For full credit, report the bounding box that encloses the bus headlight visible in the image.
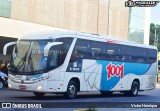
[8,84,12,88]
[37,86,42,90]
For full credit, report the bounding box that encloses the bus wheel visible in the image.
[128,81,139,96]
[0,79,4,89]
[100,91,113,97]
[65,81,78,99]
[33,92,45,98]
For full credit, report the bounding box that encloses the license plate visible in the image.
[19,85,26,90]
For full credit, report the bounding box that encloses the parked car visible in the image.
[0,71,8,89]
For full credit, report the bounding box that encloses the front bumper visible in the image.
[8,79,47,92]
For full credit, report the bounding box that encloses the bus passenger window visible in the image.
[70,39,91,62]
[91,41,107,60]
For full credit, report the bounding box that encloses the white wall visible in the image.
[0,17,67,38]
[144,7,151,45]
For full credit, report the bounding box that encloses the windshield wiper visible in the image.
[28,50,32,62]
[27,50,34,72]
[15,51,28,71]
[14,42,33,72]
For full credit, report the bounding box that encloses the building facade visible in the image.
[0,0,151,60]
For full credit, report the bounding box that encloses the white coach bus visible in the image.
[3,31,158,98]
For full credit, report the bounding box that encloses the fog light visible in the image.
[8,84,12,88]
[37,86,42,90]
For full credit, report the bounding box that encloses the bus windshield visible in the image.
[10,40,52,74]
[10,38,73,74]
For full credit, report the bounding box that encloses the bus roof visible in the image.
[19,30,157,50]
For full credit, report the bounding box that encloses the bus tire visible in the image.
[65,81,78,99]
[0,79,4,89]
[128,81,139,96]
[100,91,113,97]
[33,92,45,98]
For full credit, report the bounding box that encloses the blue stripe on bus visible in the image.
[96,60,151,91]
[26,74,42,80]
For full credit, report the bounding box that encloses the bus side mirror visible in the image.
[3,42,16,55]
[44,42,63,56]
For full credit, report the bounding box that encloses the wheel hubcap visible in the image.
[0,82,4,89]
[69,85,76,95]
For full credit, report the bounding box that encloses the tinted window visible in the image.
[70,39,157,64]
[106,43,121,61]
[147,49,157,63]
[91,41,107,60]
[70,39,91,62]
